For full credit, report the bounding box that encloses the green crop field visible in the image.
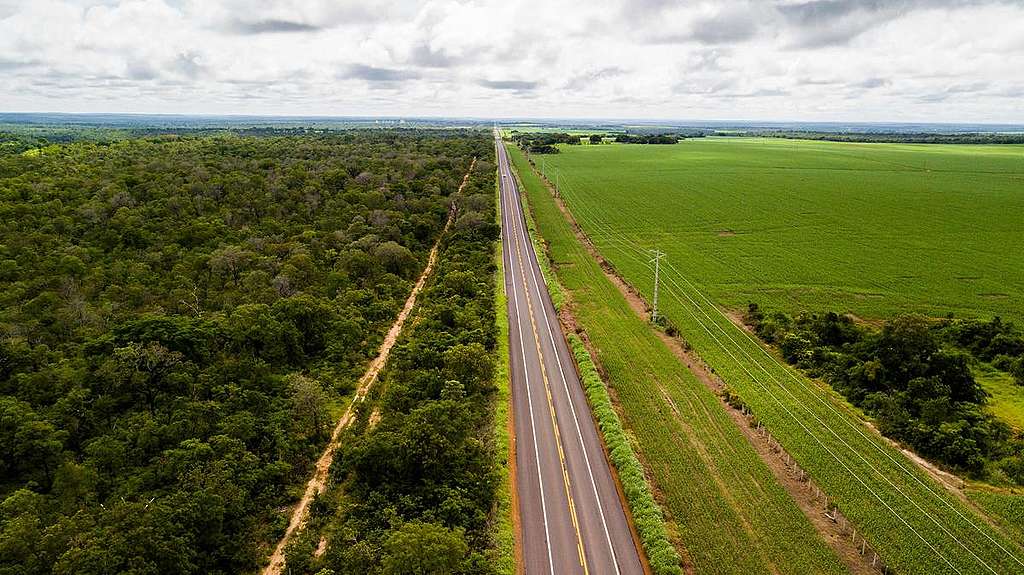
[518,139,1024,574]
[532,137,1024,324]
[507,145,846,575]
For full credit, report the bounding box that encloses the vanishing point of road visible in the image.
[496,131,645,575]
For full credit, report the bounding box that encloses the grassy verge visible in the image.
[489,169,516,574]
[506,143,845,575]
[508,161,566,311]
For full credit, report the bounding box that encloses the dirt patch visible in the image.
[262,158,475,575]
[717,229,737,237]
[367,407,382,429]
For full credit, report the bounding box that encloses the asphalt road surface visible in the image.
[496,132,645,575]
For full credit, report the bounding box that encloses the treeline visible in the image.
[724,130,1024,144]
[509,130,687,154]
[746,307,1024,484]
[0,130,490,574]
[286,158,503,574]
[613,134,682,144]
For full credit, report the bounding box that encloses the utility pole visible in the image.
[650,249,665,322]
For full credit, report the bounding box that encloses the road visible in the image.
[496,132,645,575]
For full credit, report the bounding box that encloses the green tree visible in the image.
[381,522,468,575]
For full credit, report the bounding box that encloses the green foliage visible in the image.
[381,522,469,575]
[748,309,1022,479]
[531,137,1024,324]
[0,130,490,574]
[966,488,1024,546]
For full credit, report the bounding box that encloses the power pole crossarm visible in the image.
[650,249,665,323]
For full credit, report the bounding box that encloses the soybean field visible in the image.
[528,138,1024,574]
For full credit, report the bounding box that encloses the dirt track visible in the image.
[262,159,474,575]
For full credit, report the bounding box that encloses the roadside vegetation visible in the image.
[506,143,846,575]
[529,137,1024,574]
[0,130,489,574]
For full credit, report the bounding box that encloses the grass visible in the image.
[532,137,1024,323]
[507,143,846,575]
[526,138,1024,574]
[490,176,516,574]
[973,364,1024,430]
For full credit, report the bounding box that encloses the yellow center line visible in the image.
[510,184,590,575]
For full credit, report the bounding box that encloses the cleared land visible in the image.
[507,144,847,575]
[526,139,1024,574]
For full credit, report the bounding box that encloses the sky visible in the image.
[1,0,1023,122]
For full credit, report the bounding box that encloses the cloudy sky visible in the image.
[1,0,1023,122]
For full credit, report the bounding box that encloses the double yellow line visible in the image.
[509,186,589,575]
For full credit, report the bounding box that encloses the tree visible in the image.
[100,342,185,415]
[0,397,66,487]
[375,241,417,278]
[589,134,603,144]
[380,522,468,575]
[289,374,328,439]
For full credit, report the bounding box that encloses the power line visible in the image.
[649,249,664,323]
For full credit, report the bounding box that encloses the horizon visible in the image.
[4,111,1024,133]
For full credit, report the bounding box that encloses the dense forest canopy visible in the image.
[0,129,491,574]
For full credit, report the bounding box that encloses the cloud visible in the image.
[478,79,539,91]
[563,67,627,91]
[0,0,1020,122]
[857,77,891,89]
[169,51,207,80]
[343,64,420,83]
[408,43,457,68]
[125,59,159,81]
[689,9,759,44]
[225,18,321,34]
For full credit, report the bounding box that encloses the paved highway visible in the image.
[496,132,645,575]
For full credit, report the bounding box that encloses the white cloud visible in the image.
[0,0,1021,122]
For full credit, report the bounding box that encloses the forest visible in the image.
[0,129,491,574]
[281,157,504,574]
[746,306,1024,484]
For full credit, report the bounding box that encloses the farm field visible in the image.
[532,137,1024,323]
[506,145,846,575]
[519,140,1024,574]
